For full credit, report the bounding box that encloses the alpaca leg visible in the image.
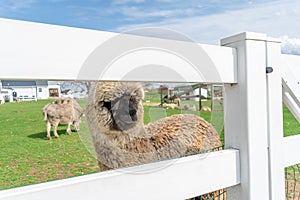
[53,122,59,138]
[46,121,51,140]
[66,122,72,135]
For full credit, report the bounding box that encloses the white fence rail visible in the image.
[283,135,300,167]
[0,18,299,200]
[0,18,236,83]
[0,150,239,200]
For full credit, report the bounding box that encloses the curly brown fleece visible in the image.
[86,81,222,171]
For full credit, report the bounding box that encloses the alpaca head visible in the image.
[94,81,144,133]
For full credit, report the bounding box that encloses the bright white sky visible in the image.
[1,0,300,54]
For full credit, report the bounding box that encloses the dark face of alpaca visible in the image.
[103,94,137,131]
[101,83,143,131]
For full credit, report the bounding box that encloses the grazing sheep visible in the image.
[86,82,222,170]
[42,97,84,140]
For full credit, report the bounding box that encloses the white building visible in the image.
[0,89,13,104]
[172,84,208,101]
[0,80,61,101]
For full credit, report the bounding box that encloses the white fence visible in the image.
[0,18,299,200]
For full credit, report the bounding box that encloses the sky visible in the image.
[0,0,300,54]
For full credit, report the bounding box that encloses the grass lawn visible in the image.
[0,99,299,191]
[283,105,300,136]
[0,100,98,190]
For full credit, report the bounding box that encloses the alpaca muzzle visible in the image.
[111,95,138,131]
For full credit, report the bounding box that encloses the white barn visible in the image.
[0,80,61,101]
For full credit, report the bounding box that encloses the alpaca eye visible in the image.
[101,101,112,111]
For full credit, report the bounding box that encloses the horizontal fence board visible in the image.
[283,135,300,167]
[0,149,240,200]
[0,18,236,83]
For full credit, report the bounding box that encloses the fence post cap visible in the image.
[221,32,268,46]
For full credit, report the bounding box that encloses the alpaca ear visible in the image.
[134,87,144,100]
[141,89,145,100]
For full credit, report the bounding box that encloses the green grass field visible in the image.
[0,99,299,190]
[283,105,300,136]
[0,100,98,190]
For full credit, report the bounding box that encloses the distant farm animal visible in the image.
[162,103,181,110]
[42,97,84,140]
[201,105,212,112]
[86,82,222,170]
[163,95,181,106]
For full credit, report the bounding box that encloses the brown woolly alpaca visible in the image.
[86,81,224,199]
[86,81,222,169]
[42,97,84,140]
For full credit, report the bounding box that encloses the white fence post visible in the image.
[221,33,270,200]
[266,37,285,199]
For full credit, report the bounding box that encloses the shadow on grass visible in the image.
[28,130,69,140]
